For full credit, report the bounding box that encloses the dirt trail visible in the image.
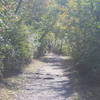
[0,53,78,100]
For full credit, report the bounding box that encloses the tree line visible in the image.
[0,0,100,83]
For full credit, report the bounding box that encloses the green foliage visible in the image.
[64,0,100,79]
[33,0,100,81]
[0,0,34,77]
[0,0,100,81]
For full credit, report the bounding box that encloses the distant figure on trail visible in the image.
[48,44,51,53]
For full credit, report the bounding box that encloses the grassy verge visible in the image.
[0,59,45,100]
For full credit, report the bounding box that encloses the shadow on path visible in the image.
[38,54,77,99]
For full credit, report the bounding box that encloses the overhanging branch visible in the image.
[15,0,23,14]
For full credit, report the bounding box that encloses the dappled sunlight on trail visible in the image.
[15,53,77,100]
[0,53,78,100]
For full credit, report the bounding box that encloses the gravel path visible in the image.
[15,53,77,100]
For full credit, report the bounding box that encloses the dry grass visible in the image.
[0,88,15,100]
[24,59,45,73]
[0,59,45,100]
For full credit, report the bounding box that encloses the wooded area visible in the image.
[0,0,100,93]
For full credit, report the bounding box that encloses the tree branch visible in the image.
[15,0,23,14]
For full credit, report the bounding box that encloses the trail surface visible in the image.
[0,53,77,100]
